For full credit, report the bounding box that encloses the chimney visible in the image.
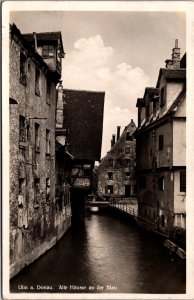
[172,39,180,69]
[117,126,121,141]
[33,32,38,52]
[165,39,181,69]
[111,134,116,148]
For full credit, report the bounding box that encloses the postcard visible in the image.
[2,1,194,299]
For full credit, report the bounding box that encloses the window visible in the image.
[125,147,131,154]
[84,169,91,177]
[158,176,164,191]
[35,68,40,96]
[34,178,40,208]
[35,123,40,150]
[46,178,50,203]
[42,45,54,58]
[108,172,113,180]
[46,79,52,104]
[117,159,122,167]
[159,135,164,151]
[106,185,113,194]
[19,115,26,142]
[180,171,186,192]
[20,51,27,85]
[125,185,131,197]
[19,178,25,196]
[139,177,146,189]
[125,172,130,179]
[126,133,133,141]
[160,86,166,107]
[108,159,113,167]
[125,159,130,167]
[46,129,50,154]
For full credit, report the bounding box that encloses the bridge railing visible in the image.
[110,202,137,217]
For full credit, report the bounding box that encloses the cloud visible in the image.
[62,35,150,157]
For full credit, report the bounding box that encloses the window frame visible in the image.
[42,45,54,58]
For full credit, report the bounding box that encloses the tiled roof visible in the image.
[63,89,105,161]
[23,32,64,54]
[156,68,186,87]
[23,32,62,42]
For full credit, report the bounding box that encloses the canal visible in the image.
[10,209,186,294]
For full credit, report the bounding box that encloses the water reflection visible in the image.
[10,212,186,294]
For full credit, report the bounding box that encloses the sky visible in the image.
[10,10,186,158]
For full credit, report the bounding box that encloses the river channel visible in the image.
[10,209,186,294]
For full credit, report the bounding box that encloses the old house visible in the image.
[57,88,105,222]
[9,24,67,278]
[98,119,137,200]
[135,40,186,237]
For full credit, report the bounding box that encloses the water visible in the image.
[10,210,186,294]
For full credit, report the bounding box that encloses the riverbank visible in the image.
[107,204,186,260]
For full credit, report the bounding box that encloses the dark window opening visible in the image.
[180,171,186,192]
[125,185,131,197]
[19,115,26,142]
[46,129,50,154]
[125,172,130,179]
[46,178,50,203]
[139,177,146,189]
[35,68,40,96]
[108,172,113,180]
[125,159,130,167]
[161,215,165,227]
[126,133,133,141]
[84,169,91,177]
[159,135,164,151]
[20,52,27,85]
[106,185,113,194]
[34,178,40,207]
[158,176,164,191]
[42,45,54,58]
[35,123,40,150]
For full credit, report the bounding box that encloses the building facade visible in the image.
[56,88,105,222]
[97,120,137,200]
[135,40,186,239]
[9,24,69,278]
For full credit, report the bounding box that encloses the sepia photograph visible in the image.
[2,1,194,299]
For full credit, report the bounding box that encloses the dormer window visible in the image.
[42,45,54,58]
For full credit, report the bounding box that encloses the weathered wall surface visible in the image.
[98,121,136,198]
[9,32,70,278]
